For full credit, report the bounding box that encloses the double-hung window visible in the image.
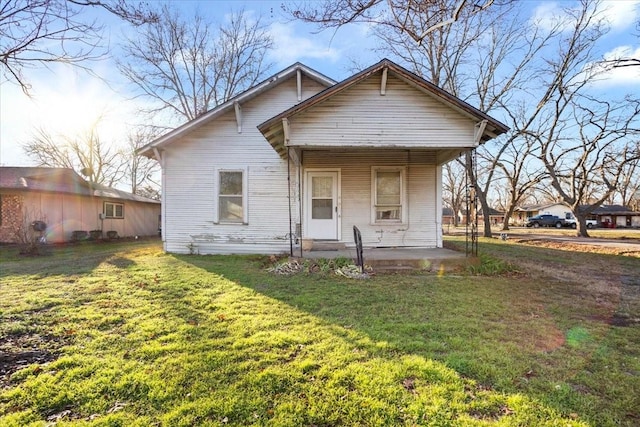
[217,169,247,223]
[104,202,124,219]
[372,167,406,223]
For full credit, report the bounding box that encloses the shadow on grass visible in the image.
[177,245,640,426]
[0,240,149,280]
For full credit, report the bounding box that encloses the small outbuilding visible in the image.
[0,167,161,243]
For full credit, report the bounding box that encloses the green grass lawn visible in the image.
[0,239,638,426]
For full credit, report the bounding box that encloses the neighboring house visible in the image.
[479,207,505,225]
[139,59,508,255]
[592,205,640,228]
[514,203,569,225]
[442,208,456,225]
[515,202,640,227]
[0,167,161,243]
[454,207,504,226]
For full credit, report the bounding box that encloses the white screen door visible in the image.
[305,171,339,239]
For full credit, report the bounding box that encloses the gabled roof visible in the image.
[258,58,509,156]
[138,63,336,158]
[0,167,159,203]
[515,202,639,215]
[479,207,505,216]
[0,167,89,194]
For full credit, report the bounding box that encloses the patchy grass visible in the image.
[0,239,638,426]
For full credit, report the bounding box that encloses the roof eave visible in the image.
[138,63,336,158]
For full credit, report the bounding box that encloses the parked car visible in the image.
[526,214,565,228]
[563,217,598,229]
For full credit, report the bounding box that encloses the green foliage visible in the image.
[467,254,518,276]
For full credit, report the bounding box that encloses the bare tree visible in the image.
[123,127,160,197]
[119,5,273,122]
[442,160,466,226]
[603,17,639,69]
[537,95,640,236]
[373,1,559,236]
[489,137,547,230]
[614,158,640,207]
[0,0,155,93]
[23,124,125,187]
[286,0,502,44]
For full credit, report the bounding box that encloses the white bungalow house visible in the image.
[139,59,508,255]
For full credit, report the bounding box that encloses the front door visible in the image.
[305,171,339,240]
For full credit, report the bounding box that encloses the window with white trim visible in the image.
[104,202,124,219]
[217,169,247,223]
[372,167,406,223]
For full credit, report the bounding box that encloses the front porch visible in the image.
[303,246,472,273]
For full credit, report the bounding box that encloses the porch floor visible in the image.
[302,247,472,273]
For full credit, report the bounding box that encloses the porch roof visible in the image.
[258,58,509,159]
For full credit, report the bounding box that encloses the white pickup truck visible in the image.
[564,215,598,229]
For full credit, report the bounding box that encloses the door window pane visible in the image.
[312,199,333,219]
[312,176,333,198]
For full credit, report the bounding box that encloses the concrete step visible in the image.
[308,241,347,251]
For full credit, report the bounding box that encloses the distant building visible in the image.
[0,167,161,243]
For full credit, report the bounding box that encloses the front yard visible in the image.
[0,238,638,426]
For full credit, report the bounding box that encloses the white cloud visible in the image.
[600,0,640,32]
[531,2,567,31]
[268,22,342,66]
[531,0,640,32]
[595,45,640,87]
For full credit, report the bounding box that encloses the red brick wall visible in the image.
[0,194,23,243]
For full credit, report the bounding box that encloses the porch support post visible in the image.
[282,118,290,145]
[288,147,301,165]
[287,147,294,256]
[380,67,388,96]
[296,69,302,101]
[435,164,443,248]
[234,102,242,133]
[298,158,303,258]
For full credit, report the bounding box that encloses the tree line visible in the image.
[2,0,639,236]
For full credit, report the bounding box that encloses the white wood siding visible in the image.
[288,75,477,149]
[303,150,441,248]
[162,75,325,254]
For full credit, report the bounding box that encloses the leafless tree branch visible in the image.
[0,0,156,94]
[118,5,273,122]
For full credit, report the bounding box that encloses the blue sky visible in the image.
[1,0,639,167]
